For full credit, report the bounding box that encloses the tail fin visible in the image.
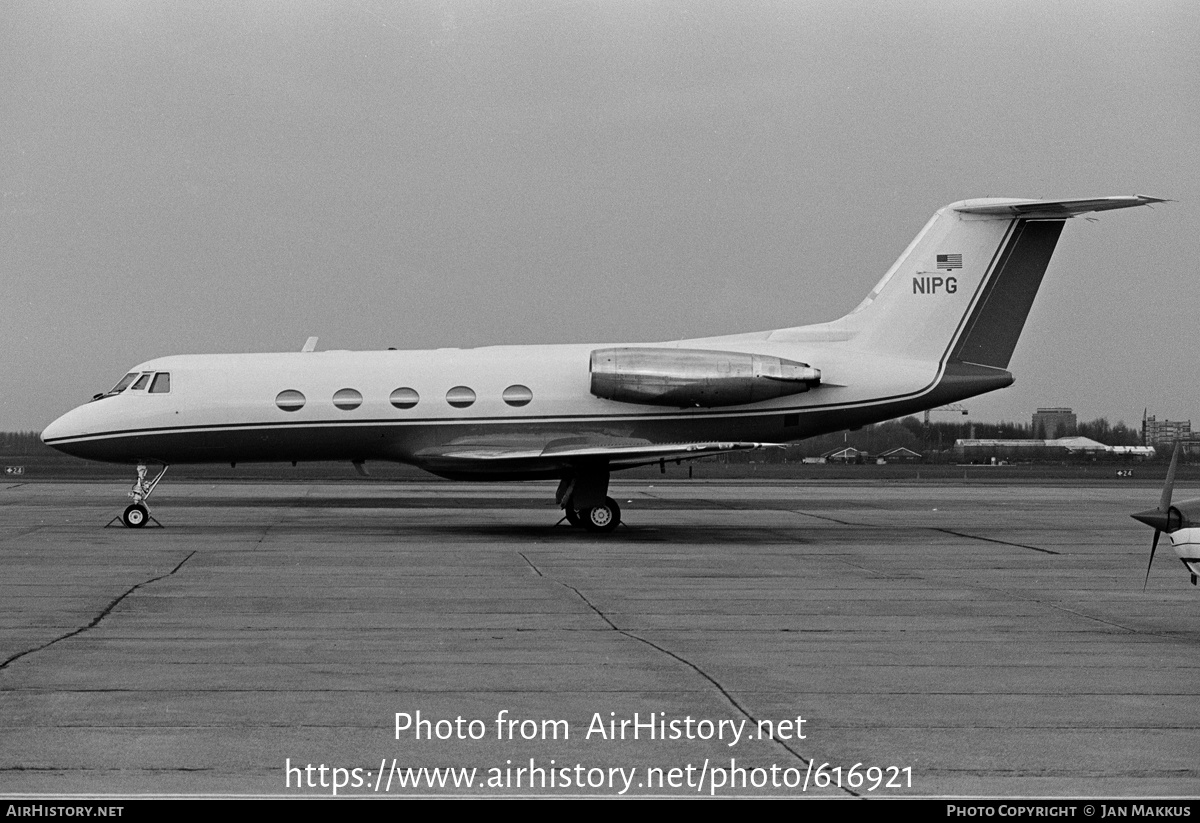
[835,196,1163,368]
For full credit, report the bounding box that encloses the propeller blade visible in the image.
[1134,442,1182,591]
[1143,529,1161,591]
[1159,441,1181,513]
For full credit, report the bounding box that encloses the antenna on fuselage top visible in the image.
[301,337,318,353]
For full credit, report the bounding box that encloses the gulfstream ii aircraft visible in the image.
[42,195,1162,532]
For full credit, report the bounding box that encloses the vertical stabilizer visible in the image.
[834,196,1162,369]
[840,204,1020,364]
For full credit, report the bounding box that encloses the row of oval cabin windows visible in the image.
[274,385,533,413]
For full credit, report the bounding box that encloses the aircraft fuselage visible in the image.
[42,340,979,476]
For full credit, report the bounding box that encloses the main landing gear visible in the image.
[562,497,622,532]
[107,464,168,528]
[556,472,621,533]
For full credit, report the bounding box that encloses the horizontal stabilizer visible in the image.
[953,195,1167,219]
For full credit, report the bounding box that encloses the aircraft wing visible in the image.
[412,438,779,476]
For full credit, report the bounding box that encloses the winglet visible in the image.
[301,336,319,353]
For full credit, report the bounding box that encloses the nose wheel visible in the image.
[106,464,168,528]
[122,503,150,528]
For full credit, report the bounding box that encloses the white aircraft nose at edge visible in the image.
[42,195,1164,532]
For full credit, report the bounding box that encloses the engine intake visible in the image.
[590,347,821,408]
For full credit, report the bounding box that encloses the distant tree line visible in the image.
[1074,418,1141,446]
[0,431,56,456]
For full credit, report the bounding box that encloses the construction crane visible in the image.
[923,404,969,454]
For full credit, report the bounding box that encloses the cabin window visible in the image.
[390,387,419,409]
[130,373,152,391]
[275,390,306,412]
[333,388,363,410]
[446,386,476,408]
[149,373,171,394]
[502,385,533,407]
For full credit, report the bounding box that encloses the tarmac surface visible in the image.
[1,478,1197,798]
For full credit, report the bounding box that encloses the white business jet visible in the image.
[42,196,1162,532]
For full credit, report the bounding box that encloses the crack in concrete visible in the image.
[0,526,47,544]
[788,510,860,526]
[829,556,909,580]
[0,551,197,673]
[516,552,543,577]
[249,489,309,550]
[839,538,1179,640]
[970,581,1184,639]
[518,552,856,797]
[933,528,1060,555]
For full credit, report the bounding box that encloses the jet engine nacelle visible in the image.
[589,347,821,408]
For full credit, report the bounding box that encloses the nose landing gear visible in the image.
[107,464,168,528]
[122,503,149,528]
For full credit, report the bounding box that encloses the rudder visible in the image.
[949,219,1063,369]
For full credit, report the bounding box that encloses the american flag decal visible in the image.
[936,253,963,270]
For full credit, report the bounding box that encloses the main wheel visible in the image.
[583,497,621,533]
[123,503,149,528]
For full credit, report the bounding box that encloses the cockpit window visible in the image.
[109,373,138,395]
[92,370,158,402]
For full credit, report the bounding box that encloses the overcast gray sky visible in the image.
[3,0,1197,432]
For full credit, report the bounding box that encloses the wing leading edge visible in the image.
[413,438,779,477]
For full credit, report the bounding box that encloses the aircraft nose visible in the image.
[41,414,69,445]
[41,405,93,452]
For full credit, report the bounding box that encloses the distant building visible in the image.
[954,437,1155,461]
[1143,414,1192,447]
[880,447,922,463]
[822,447,863,463]
[1032,407,1076,439]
